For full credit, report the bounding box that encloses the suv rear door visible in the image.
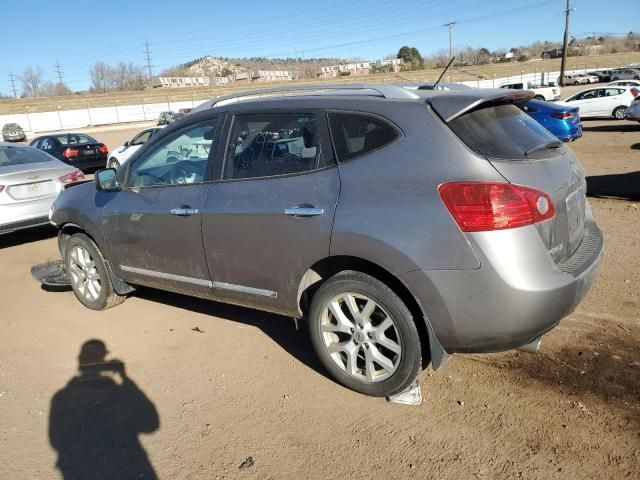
[201,110,339,316]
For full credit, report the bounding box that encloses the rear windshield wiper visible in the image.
[524,140,563,156]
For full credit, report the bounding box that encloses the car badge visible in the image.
[27,175,40,180]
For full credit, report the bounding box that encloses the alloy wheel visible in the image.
[320,292,402,382]
[68,245,102,301]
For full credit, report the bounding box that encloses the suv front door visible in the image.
[201,111,340,315]
[104,116,222,296]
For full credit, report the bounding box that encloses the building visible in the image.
[159,70,300,88]
[317,58,403,78]
[541,48,564,59]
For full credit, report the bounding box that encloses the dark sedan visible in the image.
[30,133,108,172]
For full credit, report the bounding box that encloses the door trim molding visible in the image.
[120,265,213,287]
[212,281,278,298]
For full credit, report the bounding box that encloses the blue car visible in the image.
[522,99,582,142]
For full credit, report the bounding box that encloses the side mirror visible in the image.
[123,140,130,148]
[94,168,120,192]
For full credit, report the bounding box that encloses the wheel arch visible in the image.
[298,255,450,370]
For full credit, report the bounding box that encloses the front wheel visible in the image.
[108,158,120,169]
[533,95,545,100]
[308,271,422,397]
[613,106,627,120]
[65,233,126,310]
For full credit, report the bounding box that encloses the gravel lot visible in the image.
[0,118,638,479]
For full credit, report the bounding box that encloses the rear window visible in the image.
[2,123,22,131]
[55,134,97,145]
[448,103,559,159]
[0,146,52,167]
[328,112,400,163]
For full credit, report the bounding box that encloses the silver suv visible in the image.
[50,85,603,397]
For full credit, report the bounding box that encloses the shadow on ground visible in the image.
[586,171,640,200]
[0,224,56,249]
[134,287,327,379]
[49,339,159,480]
[581,123,639,133]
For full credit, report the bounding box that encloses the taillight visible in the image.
[552,112,575,119]
[438,182,555,232]
[59,169,85,184]
[98,144,109,154]
[63,147,79,158]
[630,88,639,98]
[0,185,4,193]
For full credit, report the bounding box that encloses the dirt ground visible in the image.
[0,119,638,480]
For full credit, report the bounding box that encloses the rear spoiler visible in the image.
[428,89,534,123]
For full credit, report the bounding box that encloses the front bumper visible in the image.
[402,220,603,353]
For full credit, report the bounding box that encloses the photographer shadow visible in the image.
[49,340,159,480]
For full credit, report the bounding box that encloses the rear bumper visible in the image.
[64,155,107,171]
[402,220,603,353]
[0,196,58,234]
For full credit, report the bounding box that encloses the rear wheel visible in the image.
[65,233,126,310]
[613,106,627,120]
[308,271,422,397]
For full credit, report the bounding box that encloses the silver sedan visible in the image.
[626,97,640,121]
[0,143,84,234]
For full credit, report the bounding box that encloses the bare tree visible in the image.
[21,67,44,97]
[89,62,116,93]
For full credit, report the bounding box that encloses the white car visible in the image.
[607,79,640,88]
[611,68,640,81]
[561,86,639,119]
[576,73,599,84]
[107,126,165,169]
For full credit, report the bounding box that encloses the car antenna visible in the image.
[433,56,456,90]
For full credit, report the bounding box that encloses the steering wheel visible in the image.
[170,161,203,185]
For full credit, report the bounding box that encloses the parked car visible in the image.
[157,111,175,125]
[2,123,26,142]
[50,85,603,397]
[560,73,588,86]
[611,68,640,81]
[30,133,109,172]
[625,96,640,122]
[561,86,639,119]
[587,70,611,82]
[575,73,599,84]
[499,81,561,101]
[522,99,582,142]
[107,126,164,169]
[606,80,640,88]
[1,143,83,234]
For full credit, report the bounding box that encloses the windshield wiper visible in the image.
[524,140,563,156]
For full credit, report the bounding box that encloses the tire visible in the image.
[108,158,120,169]
[612,77,619,81]
[613,106,627,120]
[65,233,126,310]
[533,95,545,100]
[573,81,579,86]
[308,271,422,397]
[634,76,639,80]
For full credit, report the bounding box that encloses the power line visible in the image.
[8,72,18,98]
[144,39,153,86]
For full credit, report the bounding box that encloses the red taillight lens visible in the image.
[63,147,79,158]
[438,182,555,232]
[59,169,85,184]
[98,144,109,154]
[552,112,575,119]
[630,88,639,98]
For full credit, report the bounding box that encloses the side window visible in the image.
[224,113,320,180]
[40,138,54,151]
[31,138,41,149]
[127,119,218,188]
[131,130,152,146]
[328,112,400,163]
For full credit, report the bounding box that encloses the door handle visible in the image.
[170,207,198,216]
[284,207,324,217]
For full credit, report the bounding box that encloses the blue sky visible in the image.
[1,0,637,94]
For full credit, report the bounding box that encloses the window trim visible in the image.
[325,109,404,165]
[122,116,222,190]
[218,110,334,183]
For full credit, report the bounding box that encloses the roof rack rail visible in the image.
[193,83,420,111]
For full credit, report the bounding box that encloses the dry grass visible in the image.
[1,52,638,115]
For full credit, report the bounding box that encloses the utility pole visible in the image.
[8,72,18,98]
[144,39,153,87]
[55,61,64,87]
[443,22,456,82]
[559,0,571,87]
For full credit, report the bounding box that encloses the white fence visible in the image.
[0,67,605,134]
